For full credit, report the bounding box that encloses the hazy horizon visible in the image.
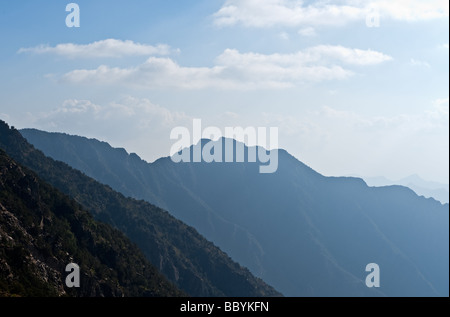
[1,0,448,183]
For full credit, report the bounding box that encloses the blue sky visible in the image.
[0,0,448,184]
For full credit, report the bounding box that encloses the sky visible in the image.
[0,0,448,184]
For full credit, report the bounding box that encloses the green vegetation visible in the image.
[0,120,281,297]
[0,149,183,297]
[19,127,449,296]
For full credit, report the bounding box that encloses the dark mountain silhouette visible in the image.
[20,128,449,297]
[0,149,182,297]
[0,121,281,297]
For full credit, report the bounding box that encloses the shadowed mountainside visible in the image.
[0,120,281,297]
[0,149,183,297]
[19,128,449,296]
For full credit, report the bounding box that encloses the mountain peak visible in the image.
[10,123,450,296]
[1,120,282,297]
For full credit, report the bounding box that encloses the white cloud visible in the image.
[18,39,173,58]
[0,113,10,122]
[14,96,448,183]
[279,32,290,40]
[213,0,449,28]
[106,96,189,127]
[298,27,316,37]
[259,101,448,182]
[213,0,364,27]
[410,58,431,68]
[306,45,393,65]
[60,46,391,90]
[21,97,192,162]
[431,98,449,117]
[62,57,233,89]
[57,99,103,114]
[434,97,449,106]
[374,0,449,21]
[439,43,449,50]
[53,97,188,128]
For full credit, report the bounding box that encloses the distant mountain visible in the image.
[0,121,280,297]
[363,175,449,204]
[19,129,449,296]
[0,149,182,297]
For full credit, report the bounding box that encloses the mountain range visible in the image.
[19,128,449,296]
[362,175,449,204]
[0,149,182,297]
[0,120,280,297]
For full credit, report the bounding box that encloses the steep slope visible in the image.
[20,129,450,297]
[0,149,182,297]
[0,121,280,297]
